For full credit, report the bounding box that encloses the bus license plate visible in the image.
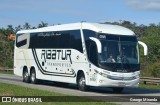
[118,82,126,86]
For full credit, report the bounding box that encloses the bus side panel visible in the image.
[29,49,52,81]
[14,48,31,76]
[33,49,86,84]
[29,48,89,84]
[14,47,52,81]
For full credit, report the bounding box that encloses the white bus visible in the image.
[14,22,147,92]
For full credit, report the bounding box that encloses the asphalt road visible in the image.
[0,74,160,105]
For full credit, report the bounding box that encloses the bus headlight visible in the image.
[94,69,109,78]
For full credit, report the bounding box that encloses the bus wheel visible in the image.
[112,87,124,93]
[30,69,37,84]
[23,68,30,83]
[78,73,88,91]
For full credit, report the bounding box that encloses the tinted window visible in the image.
[29,30,83,53]
[16,34,27,47]
[16,39,27,47]
[70,30,83,53]
[89,42,98,66]
[83,30,97,64]
[83,29,96,40]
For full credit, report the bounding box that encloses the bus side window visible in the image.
[89,43,98,66]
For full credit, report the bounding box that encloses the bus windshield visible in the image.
[99,40,138,64]
[98,35,140,72]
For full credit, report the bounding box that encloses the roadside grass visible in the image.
[139,83,160,90]
[0,82,117,105]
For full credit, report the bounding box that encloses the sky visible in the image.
[0,0,160,28]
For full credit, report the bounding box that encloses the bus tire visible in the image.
[112,87,124,93]
[30,69,37,84]
[77,73,88,91]
[23,68,30,83]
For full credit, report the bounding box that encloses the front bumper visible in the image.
[95,74,139,87]
[92,72,139,87]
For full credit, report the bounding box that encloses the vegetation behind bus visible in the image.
[0,21,160,77]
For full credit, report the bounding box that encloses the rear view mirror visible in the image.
[89,37,102,53]
[138,41,148,56]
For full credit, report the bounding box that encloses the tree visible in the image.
[38,21,48,28]
[149,23,156,27]
[23,22,31,30]
[15,25,22,32]
[6,25,15,34]
[0,28,6,35]
[134,25,146,37]
[121,21,137,29]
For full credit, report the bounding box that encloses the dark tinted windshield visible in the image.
[98,34,139,72]
[99,40,138,64]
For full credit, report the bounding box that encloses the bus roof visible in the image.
[17,22,135,36]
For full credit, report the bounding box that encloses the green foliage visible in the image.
[141,26,160,60]
[0,40,14,68]
[137,25,160,77]
[150,63,160,78]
